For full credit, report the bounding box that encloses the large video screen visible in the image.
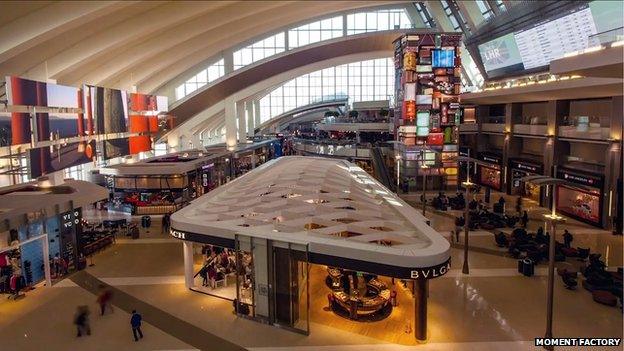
[477,1,623,79]
[29,141,96,178]
[5,76,86,144]
[102,138,130,160]
[84,85,128,134]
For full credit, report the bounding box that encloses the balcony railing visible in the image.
[558,125,610,140]
[293,139,371,158]
[481,123,505,133]
[458,123,478,133]
[513,124,548,136]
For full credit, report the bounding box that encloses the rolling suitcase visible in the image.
[518,258,534,277]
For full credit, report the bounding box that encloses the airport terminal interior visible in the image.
[0,1,623,350]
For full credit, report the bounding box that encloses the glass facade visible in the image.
[415,2,435,28]
[173,7,415,102]
[233,33,286,70]
[475,0,494,20]
[175,58,225,100]
[288,16,343,49]
[346,8,412,35]
[259,58,394,122]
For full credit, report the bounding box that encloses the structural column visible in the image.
[42,235,52,287]
[415,279,428,342]
[236,100,247,143]
[224,98,237,149]
[183,241,194,289]
[253,100,261,128]
[604,96,623,231]
[246,100,255,137]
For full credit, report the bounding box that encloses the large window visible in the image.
[289,16,343,49]
[154,143,168,156]
[233,33,286,70]
[64,165,84,180]
[173,7,420,102]
[346,8,412,35]
[176,58,225,100]
[495,0,506,11]
[259,58,394,122]
[415,2,435,28]
[461,47,484,91]
[440,0,462,31]
[475,0,494,20]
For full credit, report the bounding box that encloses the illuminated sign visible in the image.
[558,169,603,188]
[170,229,186,240]
[478,153,502,165]
[410,261,451,279]
[511,160,542,174]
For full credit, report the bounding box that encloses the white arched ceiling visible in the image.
[0,1,407,91]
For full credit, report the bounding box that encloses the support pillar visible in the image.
[415,279,428,342]
[183,241,194,289]
[225,98,237,149]
[254,100,261,127]
[236,101,246,143]
[246,101,255,137]
[42,235,51,287]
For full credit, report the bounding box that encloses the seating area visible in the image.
[431,192,465,211]
[581,254,623,309]
[493,229,623,308]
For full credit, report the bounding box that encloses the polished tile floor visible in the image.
[1,196,622,350]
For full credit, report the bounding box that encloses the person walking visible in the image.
[97,285,114,316]
[563,229,574,248]
[74,305,91,337]
[131,310,144,341]
[162,212,171,235]
[521,210,529,228]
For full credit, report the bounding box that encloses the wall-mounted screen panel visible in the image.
[432,49,455,68]
[29,141,95,178]
[102,138,130,160]
[84,85,128,134]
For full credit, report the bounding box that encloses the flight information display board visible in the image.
[477,1,623,79]
[514,6,597,69]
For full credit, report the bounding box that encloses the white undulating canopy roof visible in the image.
[172,156,450,269]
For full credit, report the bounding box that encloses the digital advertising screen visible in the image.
[29,140,96,178]
[84,85,129,134]
[432,49,455,68]
[6,76,85,144]
[102,138,130,160]
[128,93,168,114]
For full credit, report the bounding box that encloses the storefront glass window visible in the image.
[557,185,601,224]
[479,165,501,190]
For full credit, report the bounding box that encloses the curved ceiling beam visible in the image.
[70,1,290,87]
[168,31,402,126]
[0,2,162,79]
[46,1,232,82]
[0,1,124,64]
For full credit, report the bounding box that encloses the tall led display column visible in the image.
[393,33,462,190]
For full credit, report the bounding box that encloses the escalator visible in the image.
[370,147,395,192]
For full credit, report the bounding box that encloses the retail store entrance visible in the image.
[509,159,543,206]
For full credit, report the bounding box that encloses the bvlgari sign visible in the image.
[410,261,451,279]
